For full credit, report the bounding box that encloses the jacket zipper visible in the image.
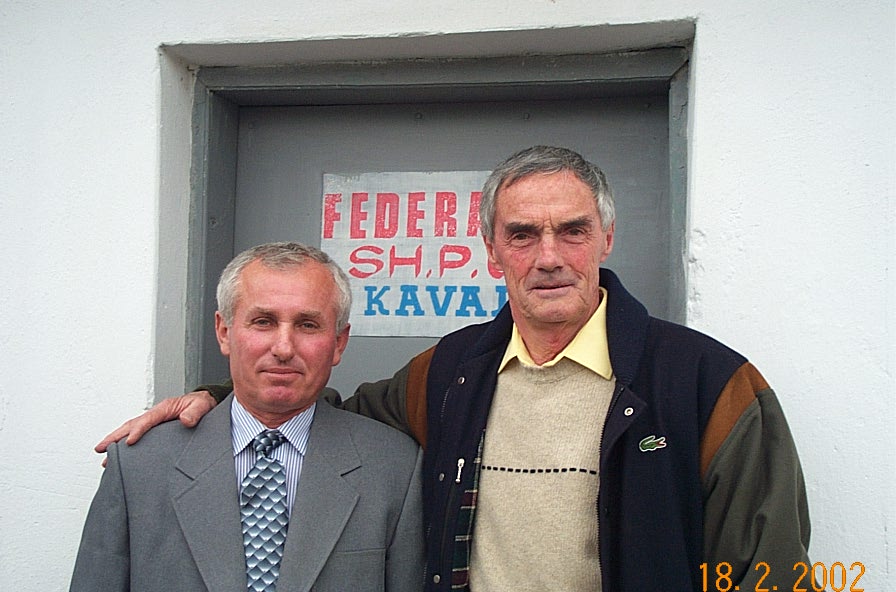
[596,382,625,590]
[436,456,465,588]
[430,382,459,589]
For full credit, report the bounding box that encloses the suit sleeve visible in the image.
[340,369,411,435]
[197,379,234,404]
[385,447,425,592]
[70,442,131,592]
[701,364,813,591]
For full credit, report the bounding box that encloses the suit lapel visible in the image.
[172,395,248,592]
[277,403,361,592]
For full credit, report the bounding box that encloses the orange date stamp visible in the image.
[700,561,867,592]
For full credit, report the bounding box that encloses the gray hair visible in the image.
[479,145,616,241]
[216,242,352,331]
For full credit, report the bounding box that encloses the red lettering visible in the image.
[435,192,457,237]
[323,193,342,239]
[350,192,369,239]
[389,245,422,276]
[439,245,471,277]
[406,192,425,238]
[374,193,399,238]
[467,191,481,237]
[349,245,384,278]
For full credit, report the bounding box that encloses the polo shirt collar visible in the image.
[498,287,613,379]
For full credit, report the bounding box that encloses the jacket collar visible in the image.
[171,395,363,592]
[600,268,650,386]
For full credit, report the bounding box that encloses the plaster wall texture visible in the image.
[1,0,892,589]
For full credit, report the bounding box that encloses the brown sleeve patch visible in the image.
[406,346,436,449]
[699,362,769,477]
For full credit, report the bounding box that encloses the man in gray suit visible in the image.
[71,242,424,592]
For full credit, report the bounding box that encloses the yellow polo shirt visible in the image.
[498,287,613,380]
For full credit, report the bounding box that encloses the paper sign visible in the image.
[321,171,506,336]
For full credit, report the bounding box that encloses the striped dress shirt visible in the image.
[230,397,315,516]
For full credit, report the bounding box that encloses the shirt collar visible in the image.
[230,396,316,457]
[498,286,613,379]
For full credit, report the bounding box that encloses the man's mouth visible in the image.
[263,367,302,376]
[532,281,573,291]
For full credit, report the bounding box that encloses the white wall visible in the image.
[2,1,892,589]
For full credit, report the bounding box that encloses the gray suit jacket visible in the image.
[71,395,424,592]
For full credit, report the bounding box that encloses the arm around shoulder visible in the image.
[197,379,234,404]
[337,347,434,446]
[94,390,218,453]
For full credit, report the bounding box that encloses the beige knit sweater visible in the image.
[469,358,615,592]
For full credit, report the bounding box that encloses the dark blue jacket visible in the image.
[424,269,748,591]
[341,268,812,591]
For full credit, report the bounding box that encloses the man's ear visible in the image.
[331,324,350,367]
[214,311,231,356]
[483,234,503,272]
[600,221,615,263]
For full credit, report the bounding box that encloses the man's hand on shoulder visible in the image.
[94,390,218,454]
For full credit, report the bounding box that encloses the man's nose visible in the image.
[270,325,296,361]
[534,233,563,271]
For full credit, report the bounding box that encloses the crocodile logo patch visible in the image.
[639,434,667,452]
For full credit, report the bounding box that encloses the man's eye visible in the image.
[252,318,273,327]
[562,227,590,241]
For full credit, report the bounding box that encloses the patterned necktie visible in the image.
[241,429,289,592]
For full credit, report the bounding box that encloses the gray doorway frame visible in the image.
[170,43,691,392]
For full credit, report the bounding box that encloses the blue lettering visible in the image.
[456,286,488,317]
[364,285,390,316]
[363,284,507,318]
[396,285,425,316]
[425,285,458,316]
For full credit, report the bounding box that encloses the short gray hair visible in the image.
[479,145,616,241]
[216,242,352,331]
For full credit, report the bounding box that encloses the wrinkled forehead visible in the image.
[498,167,594,194]
[495,174,601,222]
